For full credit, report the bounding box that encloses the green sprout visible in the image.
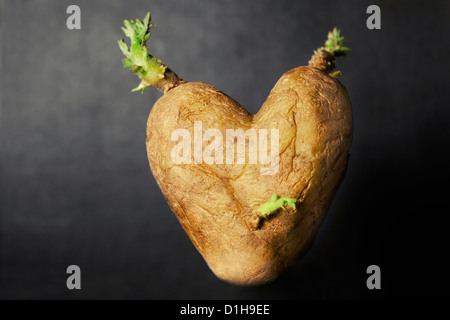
[324,27,351,57]
[309,27,350,75]
[118,12,167,93]
[258,194,297,218]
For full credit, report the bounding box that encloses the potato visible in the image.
[119,14,353,285]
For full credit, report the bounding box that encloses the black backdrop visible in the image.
[1,0,449,299]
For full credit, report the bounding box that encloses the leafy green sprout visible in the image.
[324,27,351,57]
[118,12,167,92]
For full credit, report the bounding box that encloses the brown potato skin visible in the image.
[146,66,353,285]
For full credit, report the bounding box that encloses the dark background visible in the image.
[0,0,449,299]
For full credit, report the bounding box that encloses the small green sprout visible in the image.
[308,27,350,74]
[329,70,343,78]
[258,194,297,218]
[324,28,351,57]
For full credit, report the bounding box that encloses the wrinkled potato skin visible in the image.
[146,66,353,285]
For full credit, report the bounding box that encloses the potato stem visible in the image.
[308,28,350,74]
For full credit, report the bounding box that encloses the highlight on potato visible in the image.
[119,12,353,286]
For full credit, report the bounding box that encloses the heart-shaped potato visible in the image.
[119,14,352,285]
